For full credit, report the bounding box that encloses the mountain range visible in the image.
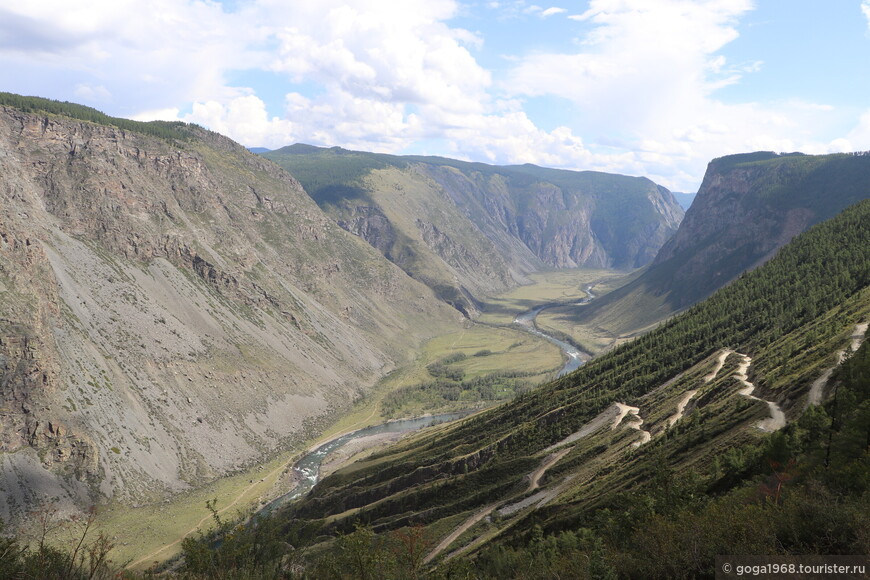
[261,145,684,316]
[568,151,870,336]
[265,190,870,579]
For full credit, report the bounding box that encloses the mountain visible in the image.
[0,98,462,523]
[243,197,870,578]
[262,145,684,316]
[574,151,870,335]
[670,191,696,209]
[247,147,271,154]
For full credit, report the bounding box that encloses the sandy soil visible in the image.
[704,349,732,382]
[318,432,405,477]
[733,353,785,432]
[807,321,867,407]
[424,449,570,564]
[544,404,620,452]
[668,390,698,428]
[612,403,650,447]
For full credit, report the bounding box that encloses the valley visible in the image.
[0,96,868,579]
[85,268,631,568]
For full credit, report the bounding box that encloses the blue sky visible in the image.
[2,0,870,191]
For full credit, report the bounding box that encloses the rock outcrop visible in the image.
[575,151,870,334]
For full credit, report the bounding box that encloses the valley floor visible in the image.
[75,267,636,569]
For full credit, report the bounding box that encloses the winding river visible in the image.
[263,286,597,509]
[513,285,595,376]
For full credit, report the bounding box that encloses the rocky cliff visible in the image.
[0,105,459,522]
[575,151,870,334]
[650,151,870,307]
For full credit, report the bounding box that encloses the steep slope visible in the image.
[0,99,460,523]
[272,198,870,568]
[575,151,870,335]
[262,146,684,315]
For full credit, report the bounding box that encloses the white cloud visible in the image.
[74,83,112,103]
[265,0,488,115]
[0,0,256,114]
[541,7,566,17]
[130,107,181,122]
[2,0,866,191]
[184,96,298,150]
[838,110,870,153]
[863,1,870,26]
[499,0,869,188]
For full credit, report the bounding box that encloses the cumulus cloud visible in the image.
[0,0,255,114]
[2,0,866,191]
[265,0,488,115]
[835,110,870,153]
[501,0,861,188]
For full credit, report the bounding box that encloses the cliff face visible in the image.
[263,147,685,314]
[574,151,870,336]
[0,107,459,521]
[421,165,683,271]
[649,151,870,308]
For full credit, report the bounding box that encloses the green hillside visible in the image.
[0,92,198,141]
[171,199,870,578]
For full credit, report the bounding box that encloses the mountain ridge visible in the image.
[262,196,870,576]
[570,150,870,336]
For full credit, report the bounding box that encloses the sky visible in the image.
[2,1,870,191]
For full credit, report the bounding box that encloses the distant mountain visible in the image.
[576,151,870,334]
[262,145,684,315]
[247,146,271,153]
[670,191,696,209]
[0,97,460,523]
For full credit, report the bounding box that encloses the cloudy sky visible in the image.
[2,0,870,191]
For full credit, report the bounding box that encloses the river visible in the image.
[513,285,595,376]
[261,411,471,513]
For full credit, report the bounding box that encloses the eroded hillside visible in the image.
[577,151,870,336]
[0,105,461,522]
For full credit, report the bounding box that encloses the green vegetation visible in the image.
[88,198,867,577]
[0,92,199,142]
[263,145,404,207]
[708,150,870,217]
[260,198,867,574]
[375,324,563,418]
[461,335,870,579]
[261,145,681,318]
[576,150,870,338]
[0,509,127,580]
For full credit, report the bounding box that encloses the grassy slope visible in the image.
[278,198,870,564]
[264,145,681,298]
[87,271,599,567]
